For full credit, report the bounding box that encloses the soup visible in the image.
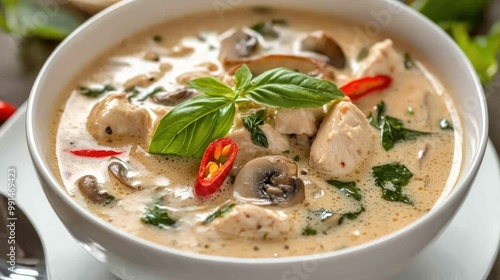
[51,7,462,258]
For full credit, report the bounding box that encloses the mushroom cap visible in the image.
[233,155,305,206]
[301,31,346,69]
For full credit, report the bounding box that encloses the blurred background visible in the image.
[1,0,500,278]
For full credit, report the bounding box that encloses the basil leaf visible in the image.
[234,64,252,92]
[339,207,365,225]
[141,200,176,228]
[79,85,115,98]
[357,47,369,62]
[203,203,236,224]
[244,68,344,108]
[251,19,287,38]
[2,0,85,40]
[187,77,235,98]
[326,180,362,201]
[302,226,317,236]
[138,86,165,101]
[149,95,236,158]
[381,116,430,151]
[241,113,268,148]
[372,163,413,205]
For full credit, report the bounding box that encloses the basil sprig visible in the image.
[149,65,344,157]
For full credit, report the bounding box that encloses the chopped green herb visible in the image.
[153,35,163,42]
[302,226,317,236]
[439,118,454,130]
[282,150,290,154]
[126,87,141,101]
[139,86,166,102]
[105,195,116,205]
[293,155,300,162]
[141,199,176,228]
[339,207,366,224]
[357,47,369,61]
[209,44,217,51]
[372,163,414,205]
[326,180,362,201]
[79,85,115,98]
[251,19,287,38]
[407,107,414,116]
[404,53,414,69]
[203,203,236,224]
[368,101,430,151]
[242,113,268,148]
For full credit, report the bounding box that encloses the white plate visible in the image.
[1,105,499,280]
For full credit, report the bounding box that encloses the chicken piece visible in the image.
[228,124,290,158]
[210,204,293,240]
[310,101,374,176]
[275,108,325,136]
[87,93,152,143]
[355,39,403,78]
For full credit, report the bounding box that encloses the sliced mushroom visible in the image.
[152,88,198,106]
[301,31,346,69]
[107,157,140,189]
[233,156,305,206]
[76,175,114,204]
[227,54,328,76]
[219,28,261,68]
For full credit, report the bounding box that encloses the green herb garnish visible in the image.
[293,155,300,162]
[326,180,362,201]
[439,118,454,130]
[372,163,414,205]
[407,107,414,116]
[139,86,166,102]
[203,203,236,224]
[153,35,163,42]
[339,207,366,224]
[404,53,414,69]
[79,85,115,98]
[302,226,318,236]
[251,19,287,38]
[141,199,176,228]
[149,64,344,157]
[242,113,268,148]
[357,47,369,62]
[368,101,430,151]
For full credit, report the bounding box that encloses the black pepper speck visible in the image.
[105,126,113,135]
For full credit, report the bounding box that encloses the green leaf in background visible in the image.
[326,180,363,201]
[244,68,345,108]
[372,163,414,205]
[0,0,86,40]
[148,95,236,158]
[448,22,500,84]
[412,0,490,26]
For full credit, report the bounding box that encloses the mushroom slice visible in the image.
[227,54,328,76]
[233,156,305,207]
[107,157,141,189]
[152,87,198,106]
[219,28,261,68]
[76,175,114,204]
[301,31,346,69]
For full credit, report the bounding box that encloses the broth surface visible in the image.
[51,7,463,258]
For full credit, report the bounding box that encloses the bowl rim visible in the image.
[26,0,489,264]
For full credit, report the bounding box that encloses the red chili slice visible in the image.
[69,149,124,158]
[340,75,392,101]
[194,138,238,197]
[0,100,16,123]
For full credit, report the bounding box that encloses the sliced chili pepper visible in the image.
[0,101,16,123]
[340,75,392,101]
[68,149,124,158]
[194,138,238,198]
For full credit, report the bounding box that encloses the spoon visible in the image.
[0,193,49,279]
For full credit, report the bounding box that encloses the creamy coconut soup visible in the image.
[51,7,462,258]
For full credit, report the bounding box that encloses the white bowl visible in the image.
[26,0,488,279]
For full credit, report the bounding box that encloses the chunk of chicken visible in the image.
[355,39,403,78]
[228,124,290,156]
[210,204,293,240]
[87,93,152,143]
[275,108,325,136]
[310,101,374,176]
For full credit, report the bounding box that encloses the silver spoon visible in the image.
[0,193,49,280]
